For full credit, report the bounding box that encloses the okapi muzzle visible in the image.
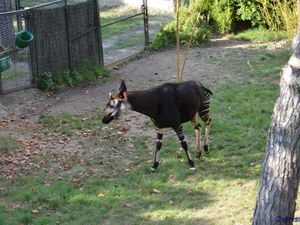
[102,80,127,124]
[102,92,126,124]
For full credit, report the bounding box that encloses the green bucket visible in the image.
[15,30,34,48]
[0,56,10,73]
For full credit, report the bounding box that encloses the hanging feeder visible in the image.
[15,30,34,48]
[0,45,10,73]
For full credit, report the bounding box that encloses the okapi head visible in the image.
[102,80,127,124]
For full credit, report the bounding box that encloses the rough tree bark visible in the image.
[252,1,300,224]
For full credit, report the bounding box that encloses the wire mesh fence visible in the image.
[99,0,173,65]
[0,0,174,93]
[100,4,145,65]
[0,10,32,93]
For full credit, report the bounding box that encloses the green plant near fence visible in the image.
[40,66,109,92]
[151,2,211,50]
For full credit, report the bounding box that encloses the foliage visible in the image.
[236,0,262,26]
[210,0,235,34]
[40,72,54,92]
[259,0,297,41]
[151,23,177,50]
[39,66,109,92]
[152,1,211,50]
[153,0,296,49]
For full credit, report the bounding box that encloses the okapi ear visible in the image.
[118,80,127,93]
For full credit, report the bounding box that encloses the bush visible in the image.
[152,0,296,50]
[40,72,54,92]
[210,0,234,34]
[152,1,211,50]
[260,0,297,41]
[39,66,109,92]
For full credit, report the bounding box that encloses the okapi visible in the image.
[102,80,212,171]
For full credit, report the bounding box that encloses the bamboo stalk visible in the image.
[176,0,181,83]
[179,12,201,82]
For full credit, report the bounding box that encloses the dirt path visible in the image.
[0,38,286,179]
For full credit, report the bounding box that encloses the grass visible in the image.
[101,6,143,39]
[40,65,111,92]
[0,136,20,153]
[235,28,287,43]
[112,34,145,49]
[0,47,289,224]
[1,70,28,81]
[38,113,103,137]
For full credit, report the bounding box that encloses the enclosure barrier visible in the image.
[0,0,153,93]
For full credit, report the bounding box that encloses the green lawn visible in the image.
[0,48,290,224]
[235,28,287,43]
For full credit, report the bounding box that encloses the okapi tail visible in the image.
[204,87,213,96]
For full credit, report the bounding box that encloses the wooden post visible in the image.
[142,0,149,48]
[94,0,104,67]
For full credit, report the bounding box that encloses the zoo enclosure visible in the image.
[0,0,169,93]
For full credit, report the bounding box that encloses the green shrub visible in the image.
[151,22,177,50]
[210,0,234,34]
[40,72,54,92]
[39,66,109,92]
[260,0,297,41]
[152,1,210,50]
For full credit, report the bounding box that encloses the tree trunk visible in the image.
[252,7,300,224]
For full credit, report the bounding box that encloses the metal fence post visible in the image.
[64,0,72,73]
[94,0,104,67]
[142,0,149,48]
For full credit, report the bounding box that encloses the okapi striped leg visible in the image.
[151,129,163,172]
[204,119,211,153]
[199,93,211,154]
[174,125,195,170]
[191,116,202,159]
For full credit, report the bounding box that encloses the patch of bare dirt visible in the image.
[0,38,288,179]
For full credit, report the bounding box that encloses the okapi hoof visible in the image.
[195,151,201,160]
[190,167,196,171]
[151,162,159,172]
[189,160,195,169]
[204,145,209,154]
[151,167,157,172]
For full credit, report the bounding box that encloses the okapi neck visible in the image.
[126,90,157,118]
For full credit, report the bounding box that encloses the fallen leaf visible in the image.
[124,203,132,208]
[150,189,161,195]
[31,209,40,215]
[98,192,105,198]
[169,200,175,205]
